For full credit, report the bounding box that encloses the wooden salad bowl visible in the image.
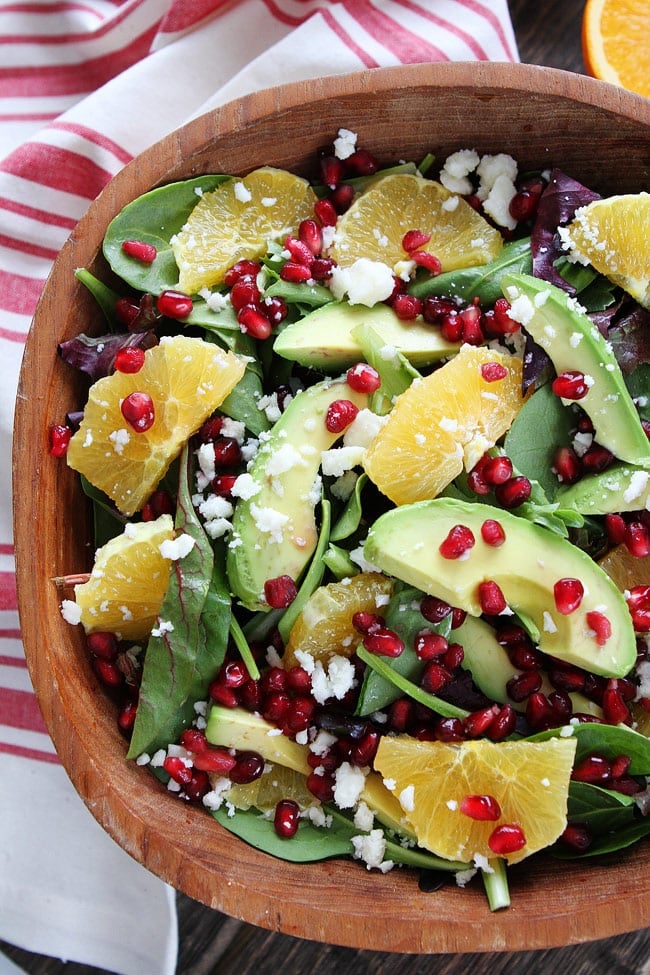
[13,62,650,953]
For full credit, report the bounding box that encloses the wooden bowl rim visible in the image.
[13,61,650,954]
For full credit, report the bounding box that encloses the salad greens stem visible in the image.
[482,858,510,911]
[229,615,261,681]
[356,644,469,719]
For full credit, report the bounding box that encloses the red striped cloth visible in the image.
[0,2,518,971]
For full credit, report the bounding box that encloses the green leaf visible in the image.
[330,473,368,542]
[127,446,229,758]
[504,382,575,500]
[409,237,532,304]
[357,643,468,720]
[322,543,358,579]
[264,278,334,309]
[103,175,229,293]
[75,268,120,327]
[529,721,650,775]
[625,364,650,421]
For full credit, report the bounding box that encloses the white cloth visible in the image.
[0,2,518,972]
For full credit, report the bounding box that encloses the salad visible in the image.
[52,130,650,911]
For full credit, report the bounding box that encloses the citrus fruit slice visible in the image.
[598,543,650,591]
[73,514,174,640]
[67,336,245,516]
[363,346,525,505]
[225,765,315,812]
[582,0,650,98]
[283,572,393,669]
[560,194,650,309]
[171,167,318,293]
[374,735,577,865]
[328,173,503,272]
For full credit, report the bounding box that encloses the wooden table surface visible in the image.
[4,1,650,972]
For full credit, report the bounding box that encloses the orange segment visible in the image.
[363,346,525,506]
[374,735,577,865]
[582,0,650,98]
[598,544,650,592]
[72,515,175,640]
[171,167,317,293]
[328,173,503,273]
[67,335,245,516]
[283,572,393,669]
[560,194,650,310]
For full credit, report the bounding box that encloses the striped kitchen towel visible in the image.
[0,2,518,973]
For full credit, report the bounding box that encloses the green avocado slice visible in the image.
[364,497,636,678]
[558,462,650,515]
[501,272,650,467]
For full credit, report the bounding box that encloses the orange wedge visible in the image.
[582,0,650,98]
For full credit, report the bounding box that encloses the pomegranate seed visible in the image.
[552,370,590,400]
[307,770,335,802]
[350,730,380,767]
[117,699,138,734]
[434,716,464,741]
[586,610,612,646]
[325,398,360,433]
[572,753,612,784]
[412,251,442,275]
[157,290,193,319]
[414,631,449,660]
[262,691,291,725]
[487,704,517,741]
[481,518,506,547]
[240,679,263,711]
[219,660,249,688]
[264,295,289,325]
[611,754,632,779]
[237,304,272,339]
[320,155,344,190]
[198,415,224,441]
[495,476,531,509]
[224,259,262,286]
[420,596,454,624]
[121,239,157,263]
[163,755,193,785]
[440,312,463,343]
[264,574,298,609]
[284,235,315,267]
[86,631,118,660]
[392,293,422,320]
[581,444,614,474]
[298,218,322,255]
[463,705,499,738]
[604,513,627,545]
[184,769,210,802]
[496,623,529,647]
[488,823,526,855]
[509,190,540,223]
[506,670,542,702]
[467,457,492,496]
[352,611,384,635]
[460,794,502,821]
[625,520,650,558]
[209,683,240,708]
[553,577,584,615]
[601,683,630,724]
[442,642,464,669]
[347,362,381,394]
[439,524,475,560]
[525,691,554,729]
[560,822,593,852]
[402,229,431,252]
[314,197,338,227]
[331,184,354,212]
[552,445,582,485]
[345,149,378,176]
[422,296,459,325]
[180,729,208,752]
[483,456,513,486]
[212,473,238,499]
[478,580,507,615]
[285,666,311,696]
[115,297,141,328]
[284,695,317,735]
[93,657,123,687]
[459,305,484,345]
[481,362,508,383]
[507,642,543,670]
[363,627,404,658]
[49,423,72,457]
[483,298,520,337]
[213,437,242,467]
[388,697,413,732]
[230,750,265,785]
[310,257,336,281]
[120,391,155,432]
[114,346,146,375]
[141,488,174,522]
[451,607,467,628]
[548,664,586,693]
[421,661,453,693]
[230,276,261,311]
[193,747,238,774]
[274,798,300,838]
[261,667,288,694]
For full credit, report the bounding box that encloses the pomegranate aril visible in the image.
[114,346,146,374]
[506,670,542,702]
[442,642,464,670]
[548,689,572,723]
[157,289,193,319]
[421,662,453,694]
[604,513,627,546]
[420,595,453,624]
[230,276,261,310]
[402,229,431,252]
[439,524,475,560]
[184,770,210,802]
[611,754,632,779]
[460,794,501,821]
[525,691,554,729]
[238,304,272,339]
[487,704,516,741]
[485,298,520,337]
[440,312,463,343]
[117,699,138,734]
[507,642,543,670]
[480,362,508,383]
[414,631,449,660]
[49,423,72,457]
[508,190,540,223]
[552,370,590,400]
[121,391,155,432]
[625,520,650,558]
[121,239,157,263]
[212,473,238,499]
[481,518,506,547]
[459,305,484,345]
[86,631,118,660]
[488,823,526,855]
[219,660,249,688]
[478,580,507,615]
[586,610,612,646]
[392,293,422,320]
[388,697,413,732]
[230,750,265,785]
[141,488,174,521]
[93,657,123,688]
[307,770,335,802]
[314,197,338,227]
[260,666,288,694]
[283,695,316,735]
[495,476,531,509]
[581,444,614,474]
[350,730,380,767]
[553,577,584,615]
[412,251,442,275]
[331,184,354,212]
[284,234,315,267]
[264,574,298,609]
[115,297,141,328]
[262,691,291,725]
[467,460,491,496]
[310,257,335,281]
[208,683,240,708]
[325,398,360,433]
[548,664,586,693]
[572,753,612,784]
[345,148,378,176]
[264,295,289,325]
[193,747,238,774]
[163,755,193,785]
[560,822,592,852]
[347,362,381,394]
[274,798,301,838]
[463,705,498,738]
[482,456,513,486]
[422,296,459,325]
[213,436,242,467]
[552,445,582,485]
[435,716,465,741]
[224,259,262,286]
[320,155,344,190]
[601,683,631,725]
[363,627,404,658]
[179,728,208,752]
[352,611,384,636]
[298,218,322,255]
[239,679,263,711]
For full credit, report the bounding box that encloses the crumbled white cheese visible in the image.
[333,128,357,160]
[353,801,375,832]
[109,428,130,455]
[481,172,517,230]
[543,611,558,634]
[398,784,415,813]
[351,829,394,872]
[310,654,357,704]
[343,408,388,448]
[249,502,289,543]
[231,472,260,501]
[233,181,252,203]
[329,258,395,306]
[159,533,196,560]
[60,599,82,625]
[439,148,480,195]
[151,619,174,638]
[334,761,367,808]
[321,445,365,477]
[624,471,649,504]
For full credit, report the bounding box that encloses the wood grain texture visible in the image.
[7,26,650,975]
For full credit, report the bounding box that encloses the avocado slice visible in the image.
[557,462,650,515]
[364,497,636,678]
[206,705,411,835]
[226,377,368,611]
[501,272,650,467]
[273,300,460,371]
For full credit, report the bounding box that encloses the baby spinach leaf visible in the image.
[264,277,334,310]
[409,236,532,304]
[211,805,355,862]
[330,473,368,542]
[103,175,229,293]
[625,363,650,419]
[529,722,650,775]
[322,542,357,579]
[357,644,468,720]
[352,323,419,414]
[127,446,229,758]
[75,267,121,326]
[504,382,575,500]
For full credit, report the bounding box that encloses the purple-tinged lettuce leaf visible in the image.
[521,329,552,392]
[605,301,650,375]
[531,168,600,292]
[58,329,158,381]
